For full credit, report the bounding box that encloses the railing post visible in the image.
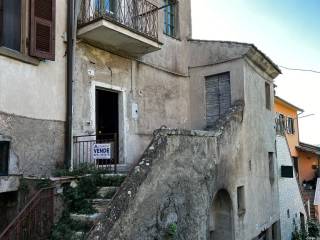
[114,133,118,174]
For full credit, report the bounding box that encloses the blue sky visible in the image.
[192,0,320,145]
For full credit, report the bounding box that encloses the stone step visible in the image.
[97,174,127,187]
[74,231,85,240]
[90,198,111,213]
[97,186,118,198]
[70,212,104,225]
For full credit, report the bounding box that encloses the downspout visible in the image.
[65,0,75,169]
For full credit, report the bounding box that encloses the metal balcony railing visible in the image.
[78,0,159,40]
[0,187,54,240]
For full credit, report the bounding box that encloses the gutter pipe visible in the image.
[65,0,75,169]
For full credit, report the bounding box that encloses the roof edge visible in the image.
[188,39,281,78]
[275,96,304,112]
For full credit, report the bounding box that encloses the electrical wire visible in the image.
[279,65,320,74]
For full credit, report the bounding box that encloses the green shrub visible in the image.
[308,220,320,237]
[63,177,98,214]
[167,223,177,237]
[50,210,90,240]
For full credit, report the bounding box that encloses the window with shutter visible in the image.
[205,72,231,127]
[30,0,55,60]
[0,0,21,51]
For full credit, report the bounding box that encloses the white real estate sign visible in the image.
[92,143,111,160]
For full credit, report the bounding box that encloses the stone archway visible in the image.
[209,189,234,240]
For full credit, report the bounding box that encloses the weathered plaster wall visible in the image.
[188,40,251,68]
[0,112,65,177]
[89,108,243,240]
[188,54,280,238]
[74,43,190,165]
[189,58,245,129]
[0,1,67,177]
[276,135,306,240]
[141,0,192,75]
[0,1,67,121]
[240,59,280,238]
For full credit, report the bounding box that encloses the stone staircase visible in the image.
[73,174,126,238]
[302,189,316,220]
[50,173,127,239]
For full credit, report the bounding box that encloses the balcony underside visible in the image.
[77,19,162,57]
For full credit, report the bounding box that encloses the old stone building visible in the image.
[1,0,284,239]
[73,0,281,239]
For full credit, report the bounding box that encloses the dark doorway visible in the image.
[205,72,231,127]
[210,189,234,240]
[95,88,119,163]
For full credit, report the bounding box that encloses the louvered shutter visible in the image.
[30,0,56,60]
[206,75,220,127]
[205,72,231,127]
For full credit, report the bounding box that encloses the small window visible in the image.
[164,0,176,37]
[281,166,294,178]
[286,117,295,134]
[0,141,9,176]
[265,82,271,110]
[276,113,286,134]
[0,0,21,51]
[237,186,245,215]
[287,209,290,218]
[292,157,298,174]
[269,152,275,184]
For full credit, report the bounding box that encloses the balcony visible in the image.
[77,0,162,57]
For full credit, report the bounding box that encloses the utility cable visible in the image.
[279,65,320,74]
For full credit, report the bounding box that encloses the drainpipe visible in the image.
[65,0,75,169]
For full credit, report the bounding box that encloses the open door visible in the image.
[95,88,119,164]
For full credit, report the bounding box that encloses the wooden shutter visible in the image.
[206,75,220,127]
[205,72,231,127]
[29,0,56,60]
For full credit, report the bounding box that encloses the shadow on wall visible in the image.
[210,189,234,240]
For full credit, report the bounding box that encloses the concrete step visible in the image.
[96,164,130,174]
[97,174,127,187]
[97,186,118,198]
[90,198,111,213]
[70,212,104,225]
[74,231,85,240]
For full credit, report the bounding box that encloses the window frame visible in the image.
[268,152,275,184]
[163,0,177,38]
[0,141,10,176]
[0,0,45,65]
[265,82,271,110]
[237,186,246,215]
[286,117,295,134]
